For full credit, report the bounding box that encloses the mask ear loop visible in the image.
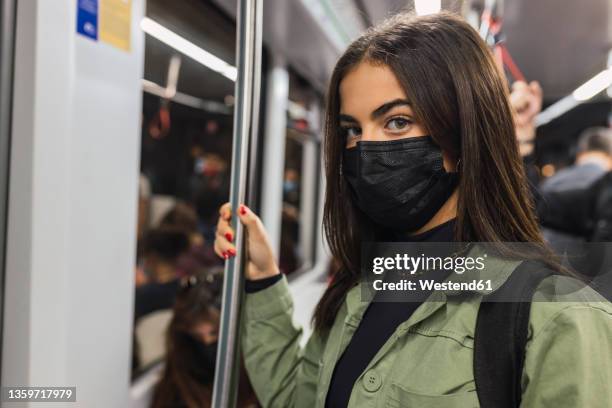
[456,158,462,175]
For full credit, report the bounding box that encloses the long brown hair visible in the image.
[152,280,220,408]
[314,11,561,331]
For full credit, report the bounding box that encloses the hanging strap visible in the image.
[474,260,557,408]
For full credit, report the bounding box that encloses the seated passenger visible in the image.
[538,126,612,238]
[537,127,612,277]
[151,274,258,408]
[134,227,190,321]
[159,201,221,277]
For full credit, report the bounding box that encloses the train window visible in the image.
[279,72,323,276]
[280,132,303,274]
[132,2,237,405]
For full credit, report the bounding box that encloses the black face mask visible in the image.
[342,136,459,232]
[185,335,218,385]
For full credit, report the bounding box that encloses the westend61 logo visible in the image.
[372,253,487,275]
[362,242,612,301]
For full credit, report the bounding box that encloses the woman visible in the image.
[214,12,612,407]
[151,274,258,408]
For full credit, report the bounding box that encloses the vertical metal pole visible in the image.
[260,56,289,260]
[300,137,317,269]
[247,0,263,206]
[212,0,262,407]
[0,0,17,387]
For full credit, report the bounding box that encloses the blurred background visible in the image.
[0,0,610,407]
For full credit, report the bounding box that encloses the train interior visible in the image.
[0,0,610,407]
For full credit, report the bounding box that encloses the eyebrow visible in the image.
[339,98,411,123]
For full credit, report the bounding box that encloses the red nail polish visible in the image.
[225,232,233,242]
[222,252,228,259]
[227,248,236,257]
[239,205,247,215]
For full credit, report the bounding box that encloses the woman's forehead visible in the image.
[339,61,408,117]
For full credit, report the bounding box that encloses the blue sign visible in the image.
[76,0,98,41]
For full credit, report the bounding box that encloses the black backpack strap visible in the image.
[474,260,557,408]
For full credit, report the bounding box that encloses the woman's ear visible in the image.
[442,150,458,172]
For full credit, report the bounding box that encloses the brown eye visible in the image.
[386,117,412,131]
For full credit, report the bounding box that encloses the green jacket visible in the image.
[242,251,612,407]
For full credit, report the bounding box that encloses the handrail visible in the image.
[211,0,263,407]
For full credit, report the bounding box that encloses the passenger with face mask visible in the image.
[151,274,258,408]
[214,12,612,408]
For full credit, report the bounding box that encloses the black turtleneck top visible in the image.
[325,218,456,408]
[244,218,457,408]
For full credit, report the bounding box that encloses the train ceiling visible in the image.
[143,0,611,110]
[358,0,611,103]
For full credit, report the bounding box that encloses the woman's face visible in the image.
[192,308,220,345]
[339,61,456,171]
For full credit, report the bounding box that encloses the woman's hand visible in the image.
[214,203,280,280]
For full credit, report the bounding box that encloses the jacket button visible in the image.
[362,370,382,392]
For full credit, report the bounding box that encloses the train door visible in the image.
[3,1,145,405]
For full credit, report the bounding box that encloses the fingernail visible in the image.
[222,252,228,260]
[227,248,236,257]
[239,205,247,215]
[225,232,233,242]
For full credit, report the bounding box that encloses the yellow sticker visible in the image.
[99,0,132,52]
